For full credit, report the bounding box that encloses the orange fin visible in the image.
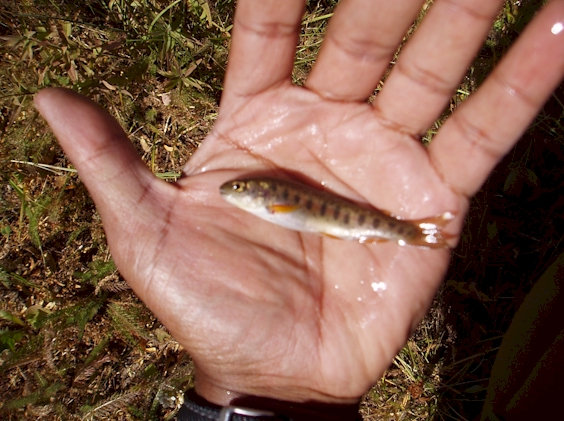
[407,212,456,249]
[406,231,455,249]
[321,233,341,240]
[267,204,300,214]
[360,237,389,244]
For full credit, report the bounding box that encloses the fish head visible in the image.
[219,178,271,211]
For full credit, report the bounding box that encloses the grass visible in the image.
[1,0,563,420]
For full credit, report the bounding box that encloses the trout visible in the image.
[219,177,454,248]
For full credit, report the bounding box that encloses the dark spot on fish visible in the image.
[271,184,277,192]
[320,203,327,216]
[388,222,396,228]
[358,214,366,226]
[333,207,341,220]
[294,194,300,204]
[397,226,404,235]
[407,228,415,237]
[344,214,350,225]
[282,189,289,200]
[306,199,313,210]
[373,218,380,228]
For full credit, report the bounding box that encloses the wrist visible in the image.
[181,388,362,421]
[194,367,362,406]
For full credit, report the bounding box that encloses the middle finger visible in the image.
[305,0,425,101]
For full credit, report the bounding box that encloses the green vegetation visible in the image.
[1,0,562,419]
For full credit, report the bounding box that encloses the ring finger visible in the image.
[373,0,504,135]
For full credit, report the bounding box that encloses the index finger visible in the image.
[221,0,305,109]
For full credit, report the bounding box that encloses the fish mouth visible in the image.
[219,181,233,195]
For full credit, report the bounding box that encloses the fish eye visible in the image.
[231,181,245,192]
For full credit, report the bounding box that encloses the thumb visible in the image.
[34,88,168,238]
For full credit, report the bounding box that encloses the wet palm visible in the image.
[128,84,459,401]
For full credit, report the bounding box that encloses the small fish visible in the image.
[220,177,454,248]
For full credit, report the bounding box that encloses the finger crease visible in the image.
[235,17,301,40]
[77,138,119,173]
[395,58,454,97]
[490,71,541,111]
[452,112,506,163]
[371,104,423,138]
[442,0,499,23]
[327,30,395,64]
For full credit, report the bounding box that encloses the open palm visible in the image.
[35,0,564,406]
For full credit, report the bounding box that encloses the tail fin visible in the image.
[407,212,455,249]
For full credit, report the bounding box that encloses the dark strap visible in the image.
[176,390,291,421]
[176,389,361,421]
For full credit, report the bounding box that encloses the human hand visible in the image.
[34,0,564,410]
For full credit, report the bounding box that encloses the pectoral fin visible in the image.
[360,237,389,244]
[267,204,300,214]
[321,233,341,240]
